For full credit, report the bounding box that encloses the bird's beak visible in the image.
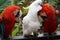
[15,18,20,23]
[41,16,47,20]
[39,3,43,7]
[39,12,47,20]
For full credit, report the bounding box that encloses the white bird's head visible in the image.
[28,0,43,13]
[30,0,43,7]
[36,0,43,5]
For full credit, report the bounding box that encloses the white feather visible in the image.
[22,0,43,35]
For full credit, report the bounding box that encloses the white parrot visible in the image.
[22,0,43,37]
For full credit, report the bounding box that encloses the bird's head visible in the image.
[2,6,21,23]
[28,0,43,15]
[34,0,43,6]
[38,3,56,20]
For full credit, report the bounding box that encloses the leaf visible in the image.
[47,0,58,7]
[0,0,11,9]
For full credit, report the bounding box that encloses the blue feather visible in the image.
[0,24,5,40]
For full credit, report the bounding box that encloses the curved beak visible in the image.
[15,18,20,23]
[39,12,47,20]
[39,3,43,7]
[14,9,22,23]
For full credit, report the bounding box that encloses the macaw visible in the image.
[22,0,43,37]
[38,3,58,35]
[1,6,21,39]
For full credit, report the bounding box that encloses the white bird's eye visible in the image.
[38,3,43,6]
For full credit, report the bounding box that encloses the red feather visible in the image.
[1,6,20,38]
[38,4,58,33]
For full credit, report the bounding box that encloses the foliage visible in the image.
[0,0,6,6]
[12,23,22,36]
[0,9,3,13]
[47,0,58,8]
[57,0,60,6]
[0,0,11,9]
[0,0,11,13]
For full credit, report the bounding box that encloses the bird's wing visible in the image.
[22,16,30,27]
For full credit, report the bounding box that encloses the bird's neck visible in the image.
[27,12,39,21]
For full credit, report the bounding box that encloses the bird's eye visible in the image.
[38,3,43,6]
[15,11,20,18]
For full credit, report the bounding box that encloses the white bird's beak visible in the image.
[39,3,43,7]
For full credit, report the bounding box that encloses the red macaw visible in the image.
[1,6,21,39]
[38,4,58,34]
